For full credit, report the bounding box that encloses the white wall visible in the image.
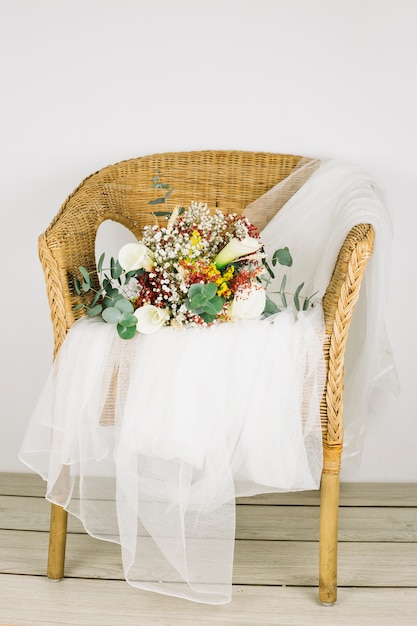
[1,0,416,481]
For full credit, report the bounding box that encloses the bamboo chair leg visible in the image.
[47,503,68,580]
[319,472,340,605]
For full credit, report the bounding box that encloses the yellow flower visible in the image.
[222,266,235,281]
[215,265,234,298]
[190,229,202,248]
[207,263,220,279]
[217,282,231,297]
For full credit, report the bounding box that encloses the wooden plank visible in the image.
[2,495,417,542]
[2,529,417,587]
[3,473,417,506]
[1,574,417,626]
[238,505,417,542]
[238,482,417,507]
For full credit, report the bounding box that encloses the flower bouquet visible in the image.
[74,179,312,339]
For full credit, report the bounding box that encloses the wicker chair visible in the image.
[39,150,374,606]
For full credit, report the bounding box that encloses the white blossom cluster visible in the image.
[142,202,252,270]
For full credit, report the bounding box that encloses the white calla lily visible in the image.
[134,305,169,334]
[214,236,262,269]
[118,242,154,272]
[229,284,266,321]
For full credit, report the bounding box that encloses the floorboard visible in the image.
[1,575,417,626]
[1,473,417,625]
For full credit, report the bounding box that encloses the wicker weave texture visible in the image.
[38,150,374,473]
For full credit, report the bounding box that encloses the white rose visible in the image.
[229,284,266,321]
[118,242,154,272]
[214,236,262,269]
[134,305,169,334]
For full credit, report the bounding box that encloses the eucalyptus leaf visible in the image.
[190,293,206,309]
[210,295,224,312]
[102,307,121,324]
[82,281,91,293]
[91,290,102,306]
[97,252,105,273]
[73,303,85,311]
[303,290,318,311]
[117,324,137,340]
[263,296,279,316]
[272,247,293,267]
[115,298,134,314]
[201,282,218,299]
[74,276,81,295]
[118,312,138,327]
[262,259,275,279]
[187,284,202,298]
[202,300,218,316]
[294,282,305,312]
[86,304,103,317]
[125,269,140,281]
[200,312,216,324]
[103,278,112,291]
[111,259,123,280]
[79,266,92,284]
[148,197,166,205]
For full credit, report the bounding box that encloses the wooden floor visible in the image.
[1,474,417,625]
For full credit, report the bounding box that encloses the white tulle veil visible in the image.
[19,158,398,604]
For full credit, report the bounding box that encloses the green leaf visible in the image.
[262,259,275,279]
[104,283,119,297]
[190,293,206,309]
[117,324,137,340]
[90,290,102,306]
[263,296,279,316]
[73,303,85,311]
[209,295,224,312]
[202,301,217,316]
[303,290,319,311]
[74,276,81,295]
[115,298,134,314]
[148,197,166,205]
[294,282,304,312]
[188,283,202,298]
[272,247,293,267]
[82,281,91,293]
[111,259,123,280]
[79,266,92,284]
[86,304,103,317]
[201,282,218,299]
[97,252,105,273]
[118,312,138,327]
[199,312,216,324]
[102,307,121,324]
[125,269,140,281]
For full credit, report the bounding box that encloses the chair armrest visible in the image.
[321,224,375,459]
